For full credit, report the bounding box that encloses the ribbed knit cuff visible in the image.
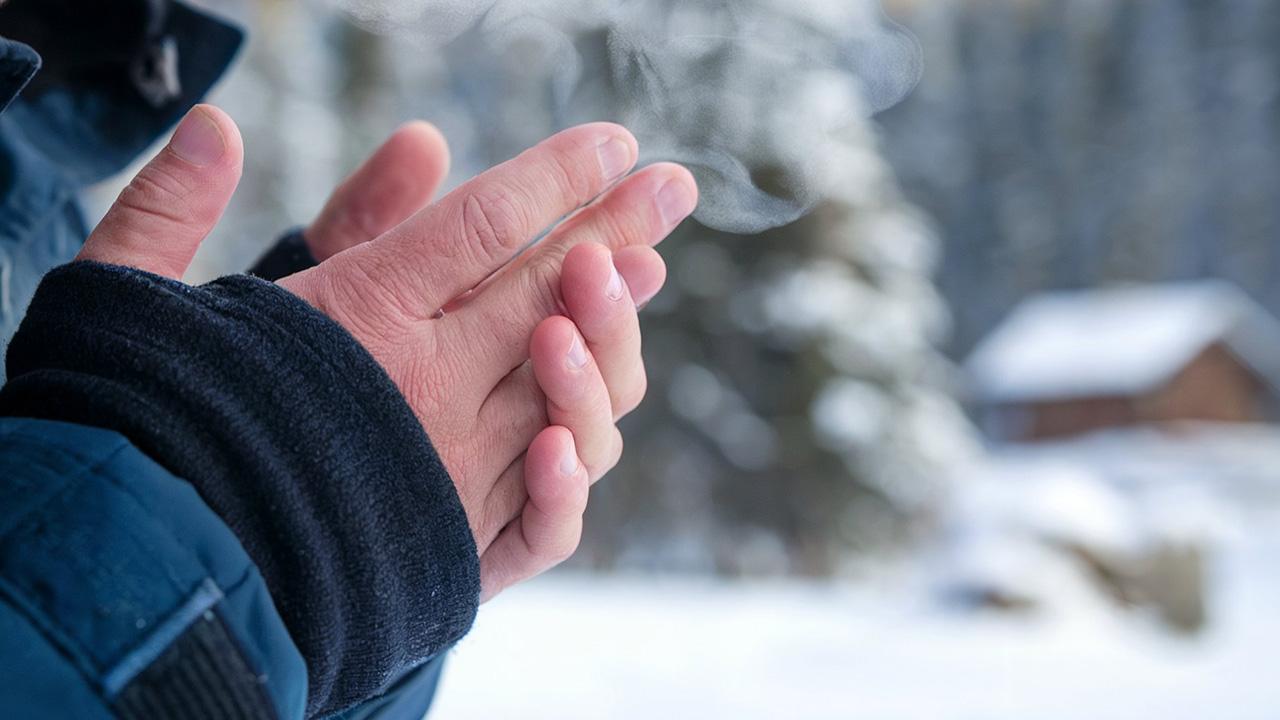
[1,262,480,716]
[249,229,319,282]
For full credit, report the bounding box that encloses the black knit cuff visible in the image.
[0,262,480,716]
[249,229,319,281]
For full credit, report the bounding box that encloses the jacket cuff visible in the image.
[0,262,480,717]
[250,228,319,281]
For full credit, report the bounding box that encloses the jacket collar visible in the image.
[0,1,243,185]
[0,37,39,116]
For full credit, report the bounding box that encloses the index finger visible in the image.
[370,123,638,313]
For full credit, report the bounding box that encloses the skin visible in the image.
[77,104,695,600]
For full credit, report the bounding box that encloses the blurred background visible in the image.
[93,0,1280,716]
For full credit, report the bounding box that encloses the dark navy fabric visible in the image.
[0,417,308,719]
[0,2,474,718]
[0,262,481,716]
[249,228,320,282]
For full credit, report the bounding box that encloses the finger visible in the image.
[479,315,620,481]
[612,245,668,310]
[466,247,660,430]
[78,105,243,280]
[530,316,621,480]
[445,162,695,384]
[560,243,652,419]
[358,123,638,312]
[305,121,450,261]
[479,426,589,603]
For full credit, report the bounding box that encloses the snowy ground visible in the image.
[433,427,1280,718]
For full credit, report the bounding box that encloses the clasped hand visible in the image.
[77,105,697,601]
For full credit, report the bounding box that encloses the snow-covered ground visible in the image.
[434,426,1280,719]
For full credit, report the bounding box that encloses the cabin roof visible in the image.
[965,281,1280,404]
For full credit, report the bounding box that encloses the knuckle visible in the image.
[114,166,196,228]
[459,189,527,266]
[521,253,567,317]
[544,143,595,204]
[591,200,640,249]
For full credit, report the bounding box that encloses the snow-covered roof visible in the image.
[965,281,1280,404]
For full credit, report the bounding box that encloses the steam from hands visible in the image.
[320,0,921,233]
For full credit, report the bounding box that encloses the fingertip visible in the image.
[526,426,589,516]
[529,425,578,477]
[529,314,577,360]
[562,242,637,332]
[188,104,244,170]
[562,242,615,296]
[656,162,698,200]
[652,163,698,231]
[613,245,666,309]
[564,122,638,182]
[391,119,451,178]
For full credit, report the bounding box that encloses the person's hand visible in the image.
[77,105,696,599]
[275,115,696,596]
[293,126,672,599]
[259,116,672,599]
[478,240,666,600]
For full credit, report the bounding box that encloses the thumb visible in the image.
[305,120,450,261]
[78,104,244,280]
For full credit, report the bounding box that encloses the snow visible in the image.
[433,425,1280,719]
[964,280,1280,403]
[434,555,1279,719]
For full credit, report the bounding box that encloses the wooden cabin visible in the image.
[965,281,1280,442]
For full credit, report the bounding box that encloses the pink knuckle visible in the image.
[460,190,525,265]
[593,202,639,248]
[545,145,594,203]
[522,255,567,317]
[115,167,197,228]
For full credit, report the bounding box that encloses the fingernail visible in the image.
[566,332,589,369]
[169,108,226,166]
[656,178,696,230]
[597,137,632,181]
[605,261,625,301]
[560,437,580,477]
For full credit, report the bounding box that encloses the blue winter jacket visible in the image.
[0,2,479,718]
